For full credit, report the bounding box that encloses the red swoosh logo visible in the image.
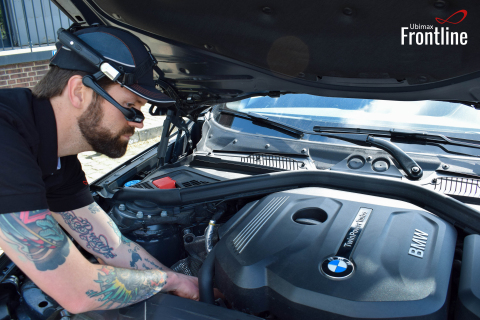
[436,9,467,24]
[20,211,48,224]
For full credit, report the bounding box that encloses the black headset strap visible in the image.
[83,75,145,123]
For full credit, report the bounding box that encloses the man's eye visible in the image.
[126,103,135,108]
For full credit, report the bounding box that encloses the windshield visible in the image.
[225,94,480,137]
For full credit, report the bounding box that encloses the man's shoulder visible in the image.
[0,88,39,153]
[0,88,32,107]
[0,88,34,121]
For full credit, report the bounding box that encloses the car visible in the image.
[1,0,480,319]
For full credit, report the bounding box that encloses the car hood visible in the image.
[57,0,480,112]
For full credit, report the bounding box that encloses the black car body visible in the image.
[2,0,480,319]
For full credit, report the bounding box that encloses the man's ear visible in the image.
[66,75,91,111]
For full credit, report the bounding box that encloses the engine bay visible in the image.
[97,178,477,320]
[2,111,480,320]
[86,115,480,320]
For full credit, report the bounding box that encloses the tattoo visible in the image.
[86,266,167,309]
[107,220,131,245]
[87,203,101,215]
[0,210,70,271]
[121,235,132,245]
[144,258,162,270]
[142,263,152,270]
[129,246,142,268]
[58,211,117,259]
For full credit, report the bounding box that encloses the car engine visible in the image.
[213,187,457,320]
[4,163,480,320]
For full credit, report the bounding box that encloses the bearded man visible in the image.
[0,25,199,314]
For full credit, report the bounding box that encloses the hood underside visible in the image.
[56,0,480,110]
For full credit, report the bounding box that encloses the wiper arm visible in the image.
[313,131,423,180]
[313,126,480,150]
[440,100,480,110]
[221,109,304,138]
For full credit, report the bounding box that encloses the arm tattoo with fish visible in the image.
[0,210,70,271]
[86,265,167,309]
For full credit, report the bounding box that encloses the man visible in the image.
[0,25,199,313]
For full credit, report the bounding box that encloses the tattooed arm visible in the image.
[51,203,171,271]
[0,210,197,313]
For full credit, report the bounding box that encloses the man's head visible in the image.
[49,25,174,107]
[33,67,146,158]
[32,25,174,158]
[77,83,146,158]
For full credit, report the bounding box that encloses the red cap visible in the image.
[152,177,176,189]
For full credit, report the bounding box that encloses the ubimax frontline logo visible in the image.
[401,10,468,45]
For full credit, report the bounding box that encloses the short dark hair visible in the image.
[32,65,113,99]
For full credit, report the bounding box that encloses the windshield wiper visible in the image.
[313,126,480,151]
[221,109,304,138]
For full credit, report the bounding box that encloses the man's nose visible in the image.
[128,120,144,129]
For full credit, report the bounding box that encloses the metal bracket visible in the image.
[156,109,174,167]
[171,111,192,162]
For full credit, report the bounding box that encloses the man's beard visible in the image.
[78,93,135,158]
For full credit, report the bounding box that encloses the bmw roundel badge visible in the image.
[320,208,372,280]
[321,257,355,280]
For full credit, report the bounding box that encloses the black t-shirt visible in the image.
[0,88,94,214]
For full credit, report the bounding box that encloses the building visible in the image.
[0,0,71,89]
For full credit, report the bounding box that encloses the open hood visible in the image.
[55,0,480,114]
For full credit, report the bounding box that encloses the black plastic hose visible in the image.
[198,246,216,304]
[113,170,480,234]
[212,208,226,221]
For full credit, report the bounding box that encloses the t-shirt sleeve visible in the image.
[0,117,48,214]
[46,155,94,212]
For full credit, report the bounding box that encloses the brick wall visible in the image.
[0,60,49,89]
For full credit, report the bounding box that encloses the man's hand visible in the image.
[163,272,225,301]
[164,272,200,300]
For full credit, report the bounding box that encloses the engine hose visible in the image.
[198,246,216,304]
[212,208,225,221]
[112,170,480,234]
[205,220,216,253]
[117,211,194,233]
[204,208,225,253]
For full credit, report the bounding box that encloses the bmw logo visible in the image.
[320,257,355,280]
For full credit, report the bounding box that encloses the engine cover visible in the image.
[215,187,457,320]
